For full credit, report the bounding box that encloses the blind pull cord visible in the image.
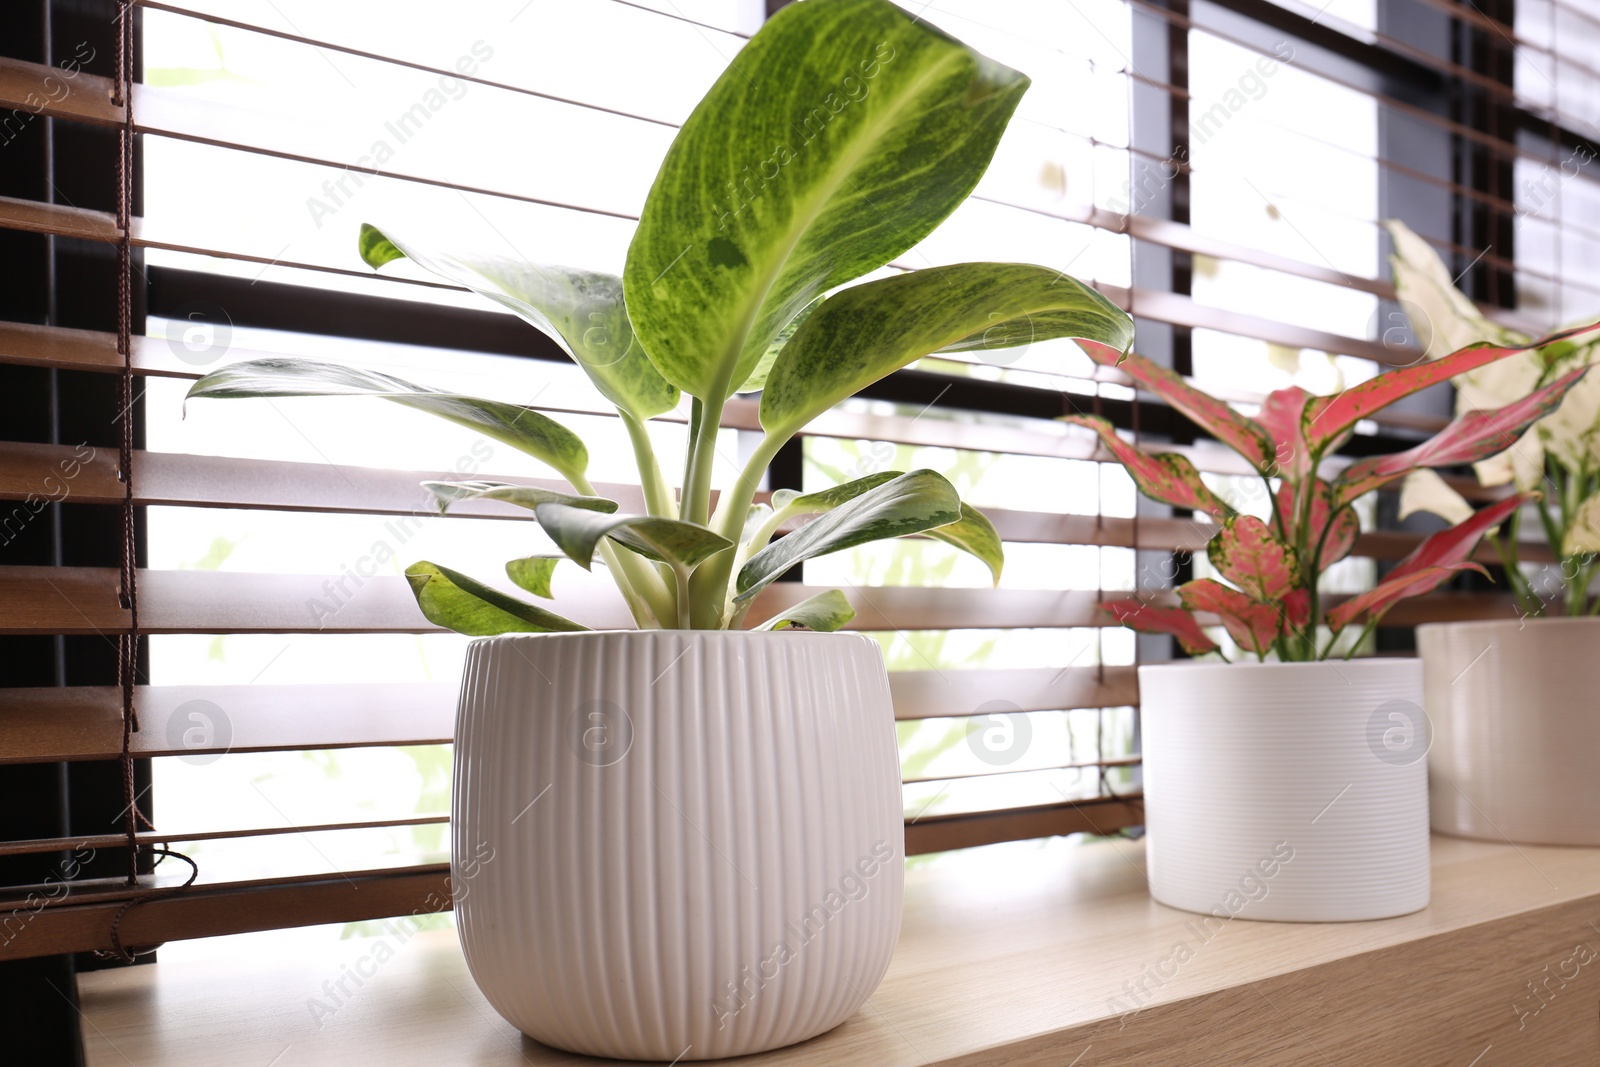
[97,0,200,963]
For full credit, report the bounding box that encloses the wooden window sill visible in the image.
[77,835,1600,1065]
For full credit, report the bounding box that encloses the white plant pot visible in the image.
[1420,617,1600,846]
[1139,659,1430,922]
[450,630,904,1061]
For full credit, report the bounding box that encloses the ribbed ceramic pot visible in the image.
[451,630,904,1061]
[1139,659,1430,922]
[1420,617,1600,846]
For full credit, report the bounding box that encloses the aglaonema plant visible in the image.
[1067,320,1600,661]
[184,0,1135,634]
[1385,219,1600,617]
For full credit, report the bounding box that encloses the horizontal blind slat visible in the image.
[0,667,1143,764]
[0,815,451,858]
[0,441,1538,554]
[0,565,1521,635]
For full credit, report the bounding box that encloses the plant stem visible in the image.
[1342,617,1379,660]
[571,473,675,627]
[685,433,788,629]
[672,565,692,630]
[1489,528,1540,618]
[621,410,676,520]
[1295,474,1321,661]
[682,394,726,528]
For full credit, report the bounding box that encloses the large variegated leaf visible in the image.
[186,358,590,483]
[1275,480,1359,568]
[761,263,1133,440]
[1207,515,1299,602]
[1538,356,1600,472]
[532,503,733,571]
[1383,220,1527,357]
[1325,563,1487,633]
[1100,599,1218,656]
[404,561,587,635]
[623,0,1030,400]
[771,472,902,515]
[422,480,618,515]
[1332,366,1591,506]
[1565,495,1600,556]
[1077,341,1274,469]
[735,469,961,601]
[1062,415,1232,519]
[359,224,678,420]
[752,589,856,632]
[1178,578,1280,655]
[1302,322,1600,454]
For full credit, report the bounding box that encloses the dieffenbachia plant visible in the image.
[1069,317,1600,661]
[1385,219,1600,617]
[184,0,1134,634]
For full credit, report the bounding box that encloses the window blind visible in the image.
[0,0,1573,963]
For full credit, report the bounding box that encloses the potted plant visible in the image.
[1386,219,1600,847]
[1066,314,1598,921]
[186,0,1133,1058]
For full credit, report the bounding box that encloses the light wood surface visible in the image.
[77,835,1600,1065]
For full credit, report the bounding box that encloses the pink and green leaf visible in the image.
[1206,514,1300,601]
[1282,587,1311,631]
[1063,414,1233,519]
[1331,366,1590,507]
[1275,479,1359,567]
[1387,491,1534,584]
[1178,579,1280,655]
[1302,320,1600,454]
[1327,492,1534,632]
[1077,341,1274,469]
[1253,386,1314,480]
[1100,598,1219,655]
[1325,563,1488,632]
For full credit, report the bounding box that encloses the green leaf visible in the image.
[774,471,903,515]
[753,589,856,631]
[533,503,733,571]
[421,480,617,515]
[623,0,1030,400]
[926,502,1004,585]
[739,295,824,395]
[404,561,587,636]
[761,263,1134,440]
[736,469,961,601]
[186,358,590,483]
[505,556,563,599]
[360,224,679,421]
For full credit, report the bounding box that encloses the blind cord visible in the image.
[99,0,201,960]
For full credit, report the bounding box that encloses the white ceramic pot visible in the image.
[1139,659,1430,922]
[450,629,904,1061]
[1420,617,1600,846]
